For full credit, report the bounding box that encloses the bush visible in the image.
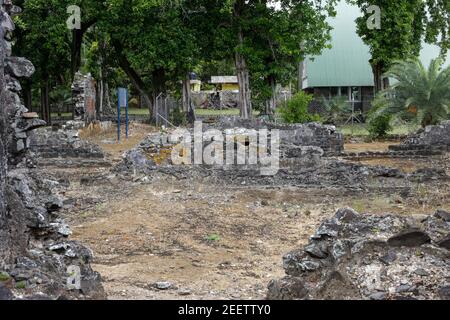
[279,91,321,124]
[170,107,187,126]
[368,114,393,138]
[128,97,139,109]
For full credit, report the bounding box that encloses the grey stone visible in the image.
[396,284,415,293]
[178,289,192,296]
[368,291,387,300]
[334,207,359,223]
[331,240,347,260]
[388,229,431,247]
[379,250,397,265]
[299,259,321,272]
[305,242,328,259]
[0,283,13,300]
[314,221,341,239]
[437,234,450,250]
[267,277,309,300]
[153,281,173,290]
[438,286,450,300]
[434,210,450,222]
[1,12,14,32]
[414,268,430,276]
[5,57,35,78]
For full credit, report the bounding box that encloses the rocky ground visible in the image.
[31,123,449,300]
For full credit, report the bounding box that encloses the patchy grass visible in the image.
[205,234,221,242]
[128,108,150,115]
[338,123,419,137]
[0,272,10,282]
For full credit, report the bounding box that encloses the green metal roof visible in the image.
[305,1,450,88]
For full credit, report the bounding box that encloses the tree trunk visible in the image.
[71,29,83,79]
[23,79,33,112]
[112,39,153,119]
[235,42,252,119]
[151,68,166,124]
[234,1,252,119]
[40,78,51,125]
[298,60,304,91]
[182,74,191,113]
[371,62,387,93]
[269,75,277,114]
[182,73,195,124]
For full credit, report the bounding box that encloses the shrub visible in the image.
[279,91,321,124]
[368,114,393,138]
[170,107,187,126]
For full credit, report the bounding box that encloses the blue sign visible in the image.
[117,88,129,142]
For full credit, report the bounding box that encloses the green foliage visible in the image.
[205,234,220,242]
[0,272,10,282]
[349,0,450,89]
[15,281,26,289]
[170,107,187,127]
[320,95,351,124]
[279,92,321,124]
[368,114,393,138]
[372,58,450,127]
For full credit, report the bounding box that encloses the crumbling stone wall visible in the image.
[212,117,344,155]
[29,128,104,160]
[0,1,104,299]
[72,72,97,124]
[390,121,450,153]
[0,0,8,264]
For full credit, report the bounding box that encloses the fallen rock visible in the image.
[387,229,431,247]
[439,286,450,300]
[434,209,450,222]
[437,234,450,250]
[153,281,173,290]
[0,283,13,300]
[5,57,35,78]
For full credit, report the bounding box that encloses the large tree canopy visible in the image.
[349,0,450,92]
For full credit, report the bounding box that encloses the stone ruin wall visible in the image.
[0,1,104,299]
[72,72,97,124]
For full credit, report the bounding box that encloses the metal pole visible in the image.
[117,89,121,142]
[125,89,129,139]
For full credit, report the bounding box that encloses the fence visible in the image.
[153,93,181,127]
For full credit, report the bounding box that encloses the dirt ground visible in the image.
[52,124,449,300]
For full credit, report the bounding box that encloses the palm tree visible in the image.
[373,58,450,127]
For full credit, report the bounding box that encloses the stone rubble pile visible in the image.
[389,121,450,154]
[267,208,450,300]
[0,1,105,300]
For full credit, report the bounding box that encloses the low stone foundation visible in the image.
[389,121,450,154]
[29,127,105,160]
[267,208,450,300]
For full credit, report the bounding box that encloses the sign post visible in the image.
[117,87,128,142]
